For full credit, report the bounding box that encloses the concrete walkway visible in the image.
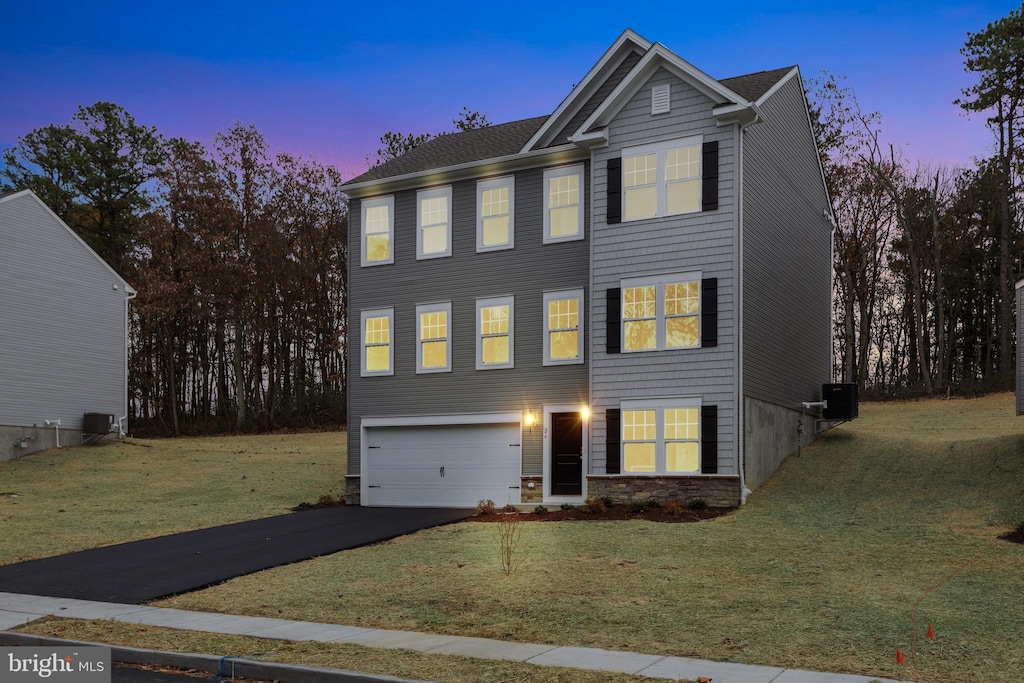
[0,592,907,683]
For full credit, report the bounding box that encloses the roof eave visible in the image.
[340,143,588,198]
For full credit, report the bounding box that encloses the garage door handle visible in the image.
[368,485,381,488]
[509,443,520,447]
[440,466,445,477]
[368,446,381,449]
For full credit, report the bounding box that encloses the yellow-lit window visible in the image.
[478,177,514,250]
[544,165,584,242]
[623,285,656,351]
[624,152,657,220]
[665,145,701,214]
[477,297,514,369]
[361,196,393,266]
[665,281,700,348]
[664,407,699,472]
[361,309,393,376]
[417,187,452,258]
[416,303,451,373]
[623,409,656,472]
[543,290,584,365]
[621,137,702,221]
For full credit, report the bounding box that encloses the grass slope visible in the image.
[154,395,1024,683]
[0,432,345,565]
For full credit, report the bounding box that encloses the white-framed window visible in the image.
[621,398,701,474]
[622,272,700,352]
[543,289,584,365]
[416,302,452,373]
[477,176,514,252]
[476,296,514,370]
[543,164,584,243]
[417,186,452,259]
[361,196,394,266]
[623,136,701,220]
[360,308,394,376]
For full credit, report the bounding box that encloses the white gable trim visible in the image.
[0,189,136,294]
[754,66,800,106]
[571,44,758,141]
[520,29,652,153]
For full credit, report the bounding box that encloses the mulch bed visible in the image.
[472,504,733,524]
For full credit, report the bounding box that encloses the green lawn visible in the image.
[147,394,1024,683]
[0,432,345,565]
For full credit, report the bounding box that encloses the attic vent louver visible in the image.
[652,84,670,115]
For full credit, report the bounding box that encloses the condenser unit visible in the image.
[821,384,858,420]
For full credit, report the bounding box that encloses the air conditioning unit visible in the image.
[821,384,858,420]
[83,413,114,434]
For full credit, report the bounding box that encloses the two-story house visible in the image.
[339,30,833,509]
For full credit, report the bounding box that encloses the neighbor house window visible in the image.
[360,308,394,376]
[622,273,700,352]
[543,289,584,365]
[623,136,701,220]
[416,302,452,373]
[477,176,514,251]
[476,296,514,369]
[543,164,584,243]
[361,196,394,266]
[417,186,452,259]
[621,399,700,474]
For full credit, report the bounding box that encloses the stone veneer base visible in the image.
[586,475,740,508]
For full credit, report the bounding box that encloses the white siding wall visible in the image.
[0,193,130,432]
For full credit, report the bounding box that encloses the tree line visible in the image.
[1,6,1020,434]
[810,4,1023,397]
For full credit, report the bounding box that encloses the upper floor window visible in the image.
[360,308,394,376]
[543,164,584,244]
[476,296,514,370]
[622,273,700,352]
[543,289,584,365]
[477,176,515,252]
[361,196,394,266]
[417,186,452,259]
[623,136,701,220]
[416,302,452,373]
[621,398,701,474]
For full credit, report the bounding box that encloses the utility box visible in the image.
[83,413,114,434]
[822,383,858,420]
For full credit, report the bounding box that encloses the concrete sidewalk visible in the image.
[0,592,907,683]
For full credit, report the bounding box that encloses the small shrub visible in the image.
[560,503,576,510]
[687,498,709,510]
[477,499,496,514]
[1015,519,1024,535]
[533,505,549,515]
[502,503,519,513]
[497,510,526,576]
[663,500,684,516]
[630,500,649,513]
[316,493,336,506]
[582,497,606,513]
[601,496,614,508]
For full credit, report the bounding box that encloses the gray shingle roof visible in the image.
[344,66,794,187]
[345,116,548,186]
[719,66,794,102]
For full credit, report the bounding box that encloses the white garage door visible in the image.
[364,422,521,507]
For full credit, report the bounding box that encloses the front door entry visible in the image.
[551,412,583,496]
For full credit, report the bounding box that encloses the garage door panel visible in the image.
[365,422,521,508]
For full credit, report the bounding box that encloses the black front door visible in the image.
[551,412,583,496]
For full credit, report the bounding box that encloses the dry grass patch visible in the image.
[15,618,675,683]
[0,432,344,564]
[157,394,1024,683]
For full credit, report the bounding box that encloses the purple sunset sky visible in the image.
[1,1,1018,180]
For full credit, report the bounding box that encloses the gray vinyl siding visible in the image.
[741,74,832,408]
[590,67,739,475]
[0,193,131,431]
[348,165,591,477]
[550,51,643,146]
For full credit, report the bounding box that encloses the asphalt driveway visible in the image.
[0,506,471,603]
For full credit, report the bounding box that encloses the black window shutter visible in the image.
[607,157,622,224]
[702,141,719,212]
[701,404,718,474]
[606,287,621,354]
[701,277,718,348]
[606,408,621,474]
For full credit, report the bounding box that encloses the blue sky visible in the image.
[1,1,1018,179]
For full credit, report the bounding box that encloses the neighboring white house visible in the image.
[0,189,136,460]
